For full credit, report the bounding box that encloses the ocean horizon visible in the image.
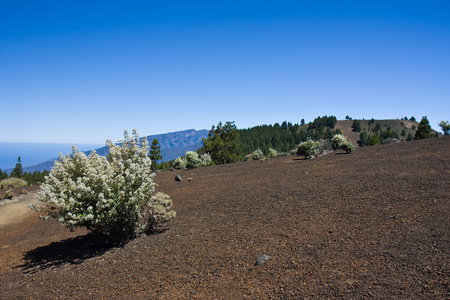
[0,142,104,171]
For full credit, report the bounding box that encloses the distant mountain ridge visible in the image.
[8,129,209,174]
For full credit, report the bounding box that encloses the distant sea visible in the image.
[0,142,104,170]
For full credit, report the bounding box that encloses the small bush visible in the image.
[267,148,278,158]
[5,189,15,199]
[331,134,355,153]
[174,151,211,169]
[35,130,176,240]
[242,149,265,161]
[0,178,28,189]
[340,141,355,153]
[296,138,320,159]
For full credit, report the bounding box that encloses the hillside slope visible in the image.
[1,136,448,299]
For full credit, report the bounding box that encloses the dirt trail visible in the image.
[0,191,40,231]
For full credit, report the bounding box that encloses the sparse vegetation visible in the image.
[33,130,176,240]
[0,178,28,189]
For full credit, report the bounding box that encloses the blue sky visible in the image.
[1,0,449,143]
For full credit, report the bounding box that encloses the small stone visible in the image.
[175,174,182,181]
[255,254,271,266]
[20,189,28,194]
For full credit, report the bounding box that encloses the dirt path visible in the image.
[0,191,40,231]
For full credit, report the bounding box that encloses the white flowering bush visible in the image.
[173,151,211,169]
[267,148,278,158]
[296,138,320,159]
[34,129,176,239]
[331,134,355,153]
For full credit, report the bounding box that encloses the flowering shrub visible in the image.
[267,148,278,158]
[0,178,28,189]
[173,151,211,169]
[331,134,355,153]
[34,130,176,239]
[296,138,320,159]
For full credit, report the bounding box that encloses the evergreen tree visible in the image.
[203,121,242,164]
[414,116,433,140]
[149,139,162,170]
[10,156,23,178]
[439,121,450,135]
[0,169,8,180]
[352,120,361,132]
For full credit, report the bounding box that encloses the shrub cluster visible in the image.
[331,134,355,153]
[296,138,320,159]
[173,151,211,169]
[0,178,28,189]
[34,130,176,240]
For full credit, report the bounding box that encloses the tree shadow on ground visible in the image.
[16,232,125,274]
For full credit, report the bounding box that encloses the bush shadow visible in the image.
[16,232,126,274]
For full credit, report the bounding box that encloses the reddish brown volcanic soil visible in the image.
[0,137,449,299]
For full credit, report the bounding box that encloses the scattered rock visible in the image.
[187,177,193,181]
[255,254,271,266]
[175,174,182,181]
[20,189,28,195]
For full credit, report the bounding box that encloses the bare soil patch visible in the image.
[0,137,449,299]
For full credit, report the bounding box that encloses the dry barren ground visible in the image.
[0,137,449,299]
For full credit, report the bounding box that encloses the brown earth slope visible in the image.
[0,137,449,299]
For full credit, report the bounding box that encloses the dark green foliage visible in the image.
[301,119,305,126]
[373,124,382,132]
[239,116,340,156]
[410,116,416,122]
[380,126,399,141]
[414,116,433,140]
[149,138,163,170]
[308,116,337,130]
[0,169,8,180]
[369,132,381,146]
[401,129,406,136]
[352,120,361,132]
[439,121,450,135]
[10,156,23,178]
[406,133,414,141]
[359,131,370,147]
[240,124,297,155]
[21,170,50,185]
[203,121,242,165]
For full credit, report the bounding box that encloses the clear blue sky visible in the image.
[1,0,449,143]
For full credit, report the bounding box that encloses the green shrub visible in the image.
[331,134,355,153]
[5,189,15,199]
[340,141,355,153]
[0,178,28,189]
[296,138,320,159]
[173,151,211,169]
[34,130,176,240]
[267,148,278,158]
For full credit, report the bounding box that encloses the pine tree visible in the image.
[149,139,162,170]
[203,121,242,164]
[10,156,23,178]
[439,121,450,135]
[414,116,433,140]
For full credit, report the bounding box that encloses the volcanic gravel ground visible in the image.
[0,137,449,299]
